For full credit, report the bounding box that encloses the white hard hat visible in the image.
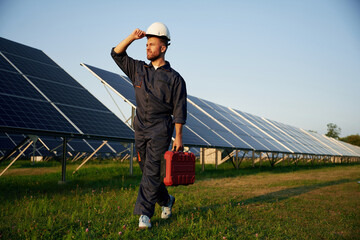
[146,22,171,41]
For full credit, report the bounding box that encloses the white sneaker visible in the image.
[139,215,151,229]
[161,195,175,219]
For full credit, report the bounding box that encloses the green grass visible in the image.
[0,159,359,239]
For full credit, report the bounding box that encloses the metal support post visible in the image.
[61,137,67,183]
[252,151,255,167]
[215,148,218,169]
[201,148,205,171]
[235,149,239,169]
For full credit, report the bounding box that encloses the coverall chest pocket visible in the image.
[154,78,172,103]
[134,72,144,88]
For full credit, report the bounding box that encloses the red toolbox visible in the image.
[163,151,196,186]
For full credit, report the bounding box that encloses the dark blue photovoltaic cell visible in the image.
[0,54,17,72]
[211,105,285,152]
[188,95,267,151]
[0,134,16,150]
[0,94,77,133]
[0,37,57,66]
[307,132,355,156]
[83,64,136,106]
[4,53,83,88]
[187,102,234,148]
[337,141,360,156]
[233,110,299,153]
[202,103,291,153]
[175,125,209,147]
[267,120,330,155]
[28,77,107,111]
[56,105,134,139]
[0,71,45,100]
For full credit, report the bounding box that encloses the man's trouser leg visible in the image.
[134,130,171,218]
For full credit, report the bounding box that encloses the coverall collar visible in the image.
[145,61,171,71]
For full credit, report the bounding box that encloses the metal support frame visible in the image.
[72,140,108,174]
[121,154,130,162]
[0,136,30,164]
[236,151,246,168]
[0,140,33,177]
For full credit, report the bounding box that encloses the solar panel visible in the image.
[335,140,360,156]
[0,37,134,141]
[189,95,286,152]
[0,94,77,133]
[232,110,307,154]
[4,54,82,87]
[186,102,233,148]
[211,105,283,152]
[0,37,56,65]
[81,63,136,107]
[266,119,333,155]
[306,131,358,156]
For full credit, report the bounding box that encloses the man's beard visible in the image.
[147,51,161,62]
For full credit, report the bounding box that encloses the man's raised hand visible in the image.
[132,28,146,40]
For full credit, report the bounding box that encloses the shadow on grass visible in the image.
[193,178,353,214]
[240,178,351,205]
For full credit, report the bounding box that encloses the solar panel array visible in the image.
[82,63,360,157]
[0,37,134,141]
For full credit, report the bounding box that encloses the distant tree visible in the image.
[340,134,360,147]
[325,123,341,139]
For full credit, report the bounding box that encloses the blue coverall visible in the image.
[111,49,187,218]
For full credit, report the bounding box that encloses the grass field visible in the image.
[0,159,359,239]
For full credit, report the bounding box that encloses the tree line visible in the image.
[325,123,360,147]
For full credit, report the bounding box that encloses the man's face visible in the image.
[146,37,166,62]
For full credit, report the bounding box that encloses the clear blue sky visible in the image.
[1,0,359,137]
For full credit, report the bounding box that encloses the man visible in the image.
[111,22,187,229]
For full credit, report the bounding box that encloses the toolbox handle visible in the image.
[172,145,184,152]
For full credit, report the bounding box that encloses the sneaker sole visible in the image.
[138,226,151,230]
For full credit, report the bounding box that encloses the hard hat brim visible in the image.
[145,34,171,42]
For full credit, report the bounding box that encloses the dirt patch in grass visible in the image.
[1,167,60,176]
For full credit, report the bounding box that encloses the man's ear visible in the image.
[161,45,167,53]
